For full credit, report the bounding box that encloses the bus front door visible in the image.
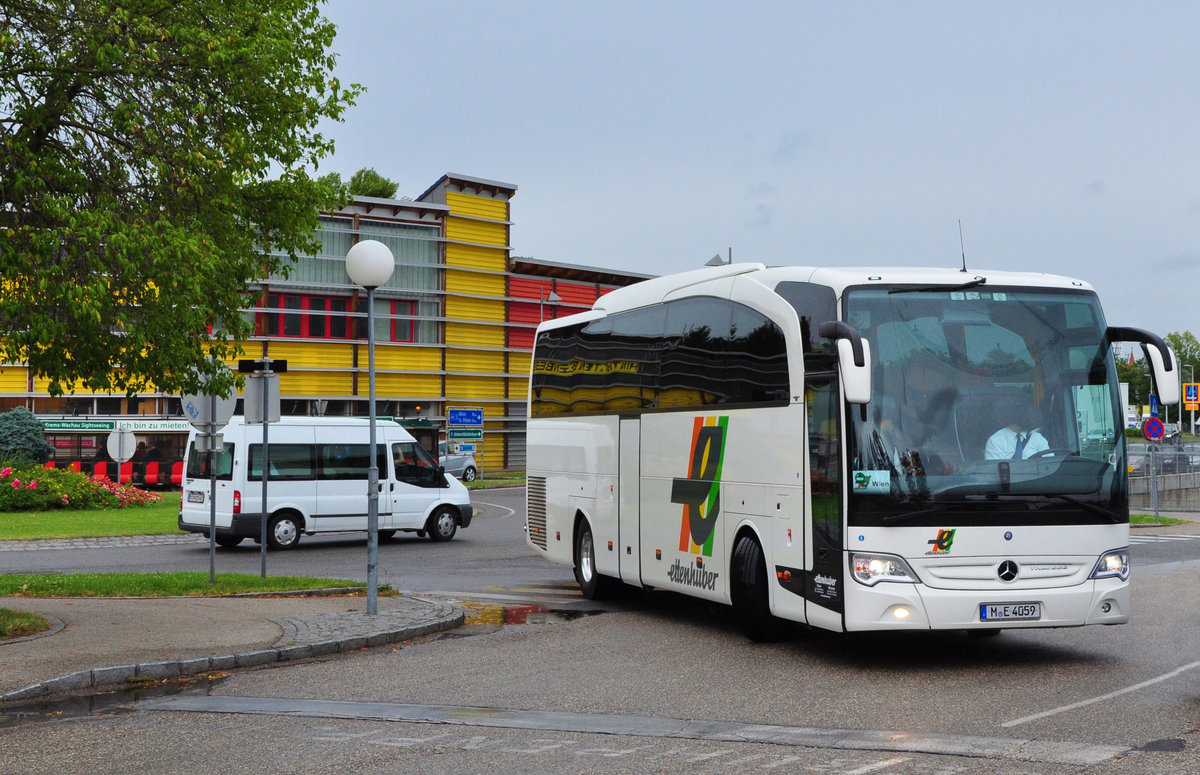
[618,418,642,585]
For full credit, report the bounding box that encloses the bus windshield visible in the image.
[843,285,1126,527]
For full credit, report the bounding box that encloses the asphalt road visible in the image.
[4,492,1200,773]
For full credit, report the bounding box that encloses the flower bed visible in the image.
[0,464,163,510]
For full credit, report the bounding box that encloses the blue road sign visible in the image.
[448,408,483,426]
[1150,393,1159,418]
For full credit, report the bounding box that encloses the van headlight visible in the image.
[1090,548,1129,581]
[851,552,920,586]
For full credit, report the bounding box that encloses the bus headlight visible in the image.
[1090,548,1129,581]
[851,552,920,586]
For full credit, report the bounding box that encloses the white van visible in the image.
[179,417,473,549]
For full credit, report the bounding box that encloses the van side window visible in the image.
[248,444,313,481]
[316,444,387,480]
[392,442,441,488]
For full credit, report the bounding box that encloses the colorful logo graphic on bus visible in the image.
[671,416,728,558]
[927,528,956,554]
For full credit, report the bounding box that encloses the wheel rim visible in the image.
[436,511,455,537]
[579,531,595,583]
[273,518,297,546]
[464,468,476,481]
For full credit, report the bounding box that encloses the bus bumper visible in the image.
[843,577,1129,631]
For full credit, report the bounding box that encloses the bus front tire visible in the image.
[574,521,617,599]
[267,513,302,550]
[731,535,786,642]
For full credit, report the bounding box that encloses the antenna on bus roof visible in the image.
[958,220,968,272]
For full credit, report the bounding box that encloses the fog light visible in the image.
[1101,602,1112,614]
[892,606,911,620]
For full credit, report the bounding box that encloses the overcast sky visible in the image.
[319,1,1200,338]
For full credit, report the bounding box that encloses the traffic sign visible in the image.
[448,428,483,441]
[1144,416,1166,441]
[1150,393,1160,418]
[449,408,483,426]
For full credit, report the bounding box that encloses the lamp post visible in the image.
[346,239,395,615]
[1187,364,1195,437]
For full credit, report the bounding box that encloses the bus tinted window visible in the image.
[532,297,789,416]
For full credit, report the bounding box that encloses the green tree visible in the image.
[0,407,54,463]
[348,167,399,198]
[0,0,361,396]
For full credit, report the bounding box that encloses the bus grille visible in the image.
[527,476,548,550]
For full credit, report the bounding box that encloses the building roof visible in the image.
[510,257,653,287]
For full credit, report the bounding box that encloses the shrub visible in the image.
[0,465,162,511]
[0,408,53,463]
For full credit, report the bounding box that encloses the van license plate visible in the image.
[980,602,1040,621]
[186,491,204,504]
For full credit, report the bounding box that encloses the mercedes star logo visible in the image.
[997,560,1019,582]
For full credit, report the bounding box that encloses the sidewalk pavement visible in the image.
[0,593,463,704]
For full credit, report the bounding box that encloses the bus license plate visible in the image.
[980,602,1040,622]
[186,491,204,504]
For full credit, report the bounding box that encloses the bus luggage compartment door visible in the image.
[619,418,642,586]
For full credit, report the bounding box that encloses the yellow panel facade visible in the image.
[445,321,505,348]
[280,370,353,395]
[446,350,505,373]
[374,346,442,372]
[446,217,507,247]
[446,244,506,272]
[376,372,444,397]
[0,366,27,392]
[446,375,507,399]
[445,191,508,221]
[267,342,355,369]
[447,294,505,322]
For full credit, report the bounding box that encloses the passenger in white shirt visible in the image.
[984,403,1050,460]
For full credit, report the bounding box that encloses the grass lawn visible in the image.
[0,607,50,639]
[0,571,382,597]
[1131,513,1189,526]
[0,492,183,540]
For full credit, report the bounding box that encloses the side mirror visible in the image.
[819,321,872,404]
[1108,326,1180,405]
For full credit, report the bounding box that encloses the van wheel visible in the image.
[214,535,243,548]
[426,507,457,542]
[378,530,396,542]
[267,513,301,550]
[731,535,786,642]
[462,466,478,482]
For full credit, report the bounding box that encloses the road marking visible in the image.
[1129,533,1200,544]
[844,758,910,774]
[1002,658,1200,727]
[140,695,1127,765]
[474,499,516,520]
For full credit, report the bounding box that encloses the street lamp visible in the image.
[346,239,395,615]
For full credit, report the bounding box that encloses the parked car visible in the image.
[1129,448,1193,476]
[439,441,478,482]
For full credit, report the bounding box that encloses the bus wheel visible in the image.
[267,513,301,550]
[731,535,786,642]
[214,535,243,548]
[574,521,617,599]
[426,507,458,542]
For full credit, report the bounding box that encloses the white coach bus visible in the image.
[525,263,1178,640]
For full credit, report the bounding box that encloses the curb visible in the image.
[0,600,463,705]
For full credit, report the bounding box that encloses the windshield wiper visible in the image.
[888,276,987,295]
[983,492,1122,523]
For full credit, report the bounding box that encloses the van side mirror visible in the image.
[819,321,872,404]
[1108,326,1180,405]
